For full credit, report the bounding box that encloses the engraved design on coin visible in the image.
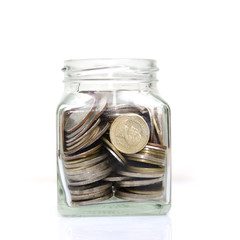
[110,114,150,154]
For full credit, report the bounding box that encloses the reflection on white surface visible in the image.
[58,215,171,240]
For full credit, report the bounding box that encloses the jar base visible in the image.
[58,198,171,217]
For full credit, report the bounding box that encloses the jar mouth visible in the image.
[62,58,159,82]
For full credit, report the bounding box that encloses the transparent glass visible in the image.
[57,59,171,216]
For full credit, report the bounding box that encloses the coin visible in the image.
[63,143,103,161]
[65,96,107,140]
[117,170,164,179]
[66,159,109,176]
[154,107,164,145]
[65,126,100,151]
[65,126,100,155]
[81,122,110,150]
[104,174,131,182]
[147,143,167,151]
[127,152,165,162]
[69,181,112,195]
[115,189,163,201]
[127,166,165,174]
[94,95,108,119]
[102,137,127,165]
[68,167,112,186]
[126,156,165,166]
[64,152,109,169]
[146,108,155,142]
[72,192,113,206]
[65,118,101,145]
[64,97,96,133]
[110,114,150,154]
[116,177,163,187]
[65,111,95,139]
[71,188,112,201]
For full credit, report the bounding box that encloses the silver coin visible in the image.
[65,122,110,155]
[117,170,164,179]
[65,110,97,139]
[68,167,112,186]
[65,95,107,140]
[65,118,101,145]
[115,189,163,201]
[63,143,103,161]
[116,177,163,187]
[64,97,96,133]
[66,159,109,176]
[71,188,112,201]
[71,192,113,206]
[104,175,131,182]
[81,122,110,150]
[65,126,100,152]
[64,152,109,169]
[69,181,112,195]
[94,95,108,119]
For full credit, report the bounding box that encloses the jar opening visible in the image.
[62,58,159,82]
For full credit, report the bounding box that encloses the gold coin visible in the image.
[127,156,163,166]
[109,114,150,154]
[127,166,165,174]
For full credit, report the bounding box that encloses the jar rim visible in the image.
[62,58,159,82]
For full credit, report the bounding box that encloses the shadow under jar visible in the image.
[57,59,171,216]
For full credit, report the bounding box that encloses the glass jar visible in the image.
[57,59,171,216]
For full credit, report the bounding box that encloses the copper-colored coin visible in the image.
[110,114,150,154]
[147,143,167,151]
[64,97,96,133]
[63,143,103,161]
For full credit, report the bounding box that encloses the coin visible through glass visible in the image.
[109,114,150,154]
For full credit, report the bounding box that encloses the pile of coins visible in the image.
[60,93,167,205]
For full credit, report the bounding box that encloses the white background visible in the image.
[0,0,240,239]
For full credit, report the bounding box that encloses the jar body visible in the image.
[57,59,171,216]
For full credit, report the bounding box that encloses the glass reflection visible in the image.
[58,215,171,240]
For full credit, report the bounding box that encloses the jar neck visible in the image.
[62,59,159,92]
[63,80,158,93]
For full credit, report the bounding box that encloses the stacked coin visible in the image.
[60,96,167,204]
[62,94,113,205]
[102,113,167,201]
